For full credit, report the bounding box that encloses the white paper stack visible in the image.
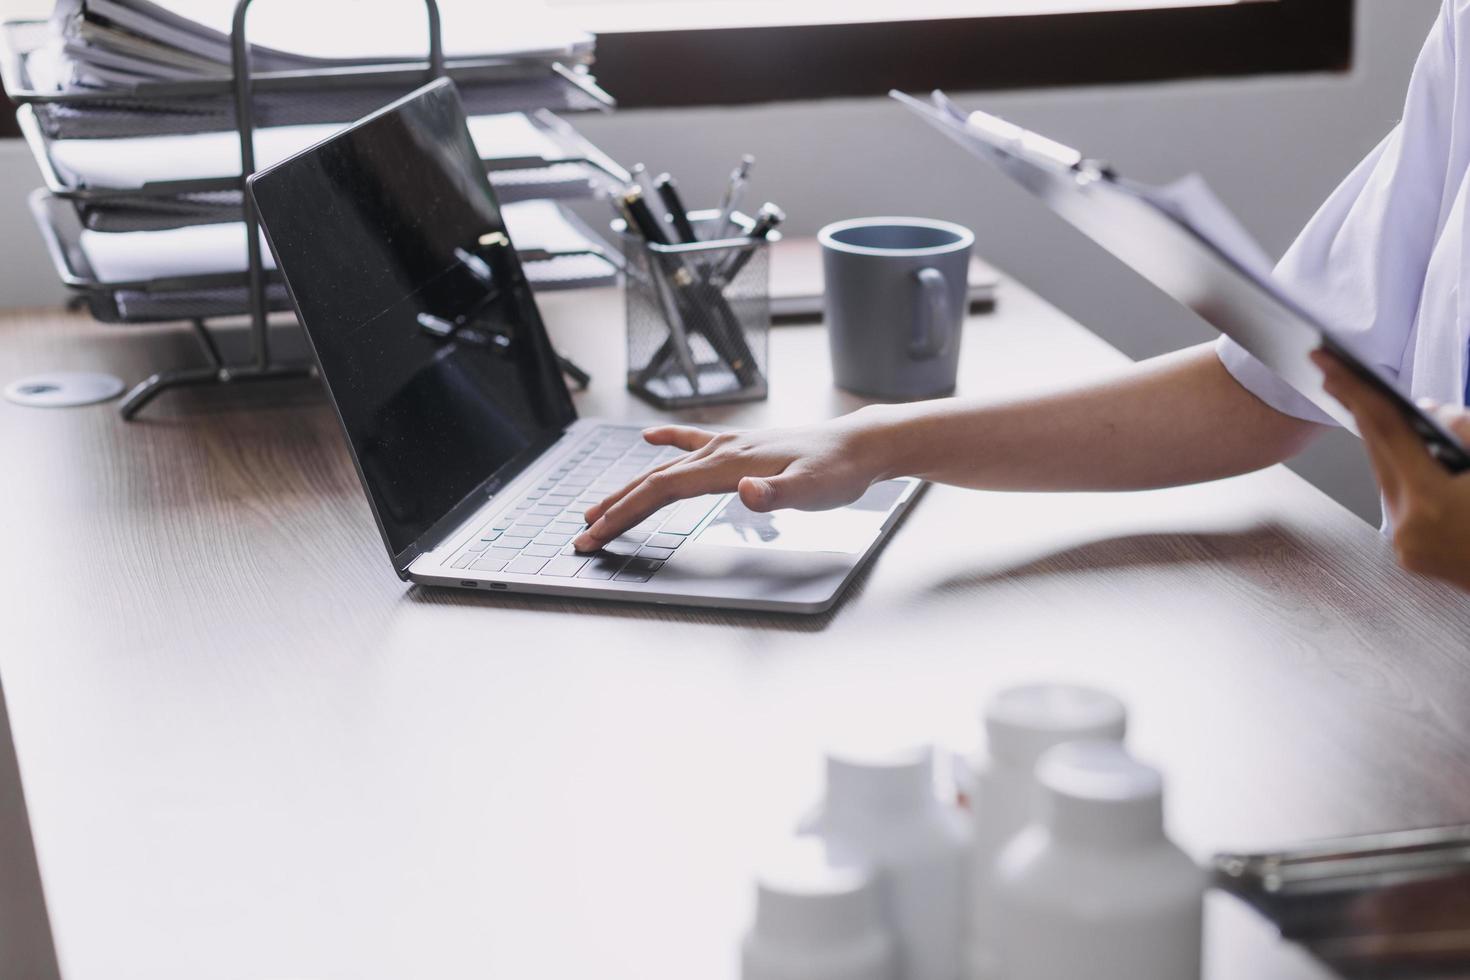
[77,199,605,283]
[45,111,570,188]
[6,0,624,326]
[38,0,593,88]
[4,0,612,138]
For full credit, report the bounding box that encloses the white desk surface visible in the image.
[2,266,1469,980]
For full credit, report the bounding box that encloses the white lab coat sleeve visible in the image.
[1216,330,1337,424]
[1217,0,1459,425]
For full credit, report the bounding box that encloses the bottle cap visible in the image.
[1036,741,1165,845]
[824,742,935,816]
[751,837,884,947]
[983,684,1127,770]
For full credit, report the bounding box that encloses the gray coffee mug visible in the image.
[820,217,975,400]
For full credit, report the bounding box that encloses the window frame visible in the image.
[0,0,1354,137]
[588,0,1355,109]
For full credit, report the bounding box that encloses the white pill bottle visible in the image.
[993,741,1206,980]
[802,744,971,980]
[964,684,1128,978]
[741,837,896,980]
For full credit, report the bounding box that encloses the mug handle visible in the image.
[910,267,954,360]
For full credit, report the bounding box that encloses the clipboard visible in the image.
[893,89,1470,475]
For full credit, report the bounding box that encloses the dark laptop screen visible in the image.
[250,80,576,563]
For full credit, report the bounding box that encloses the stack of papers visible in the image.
[77,199,609,283]
[5,1,625,327]
[102,250,615,322]
[37,0,592,87]
[23,108,606,230]
[69,165,599,231]
[44,112,570,188]
[6,0,609,136]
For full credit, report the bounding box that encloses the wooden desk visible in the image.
[3,274,1469,980]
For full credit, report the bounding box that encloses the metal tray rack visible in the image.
[18,102,625,230]
[0,17,613,137]
[28,189,621,318]
[5,0,622,419]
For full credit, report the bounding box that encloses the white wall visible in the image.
[0,0,1442,519]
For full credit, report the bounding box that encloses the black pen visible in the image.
[654,172,698,244]
[626,185,761,390]
[746,202,786,240]
[620,187,702,393]
[620,185,671,245]
[716,202,786,283]
[640,277,761,391]
[691,202,782,388]
[631,163,661,213]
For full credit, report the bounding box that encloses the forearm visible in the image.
[576,344,1330,549]
[865,343,1324,492]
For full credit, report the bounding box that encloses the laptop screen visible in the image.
[250,80,577,564]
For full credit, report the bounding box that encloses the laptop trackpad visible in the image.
[693,480,905,554]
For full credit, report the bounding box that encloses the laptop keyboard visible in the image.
[446,426,725,584]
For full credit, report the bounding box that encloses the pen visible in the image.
[638,278,761,393]
[620,184,671,246]
[654,172,698,244]
[696,202,782,386]
[715,202,786,284]
[631,164,664,223]
[746,202,786,241]
[658,194,775,389]
[715,155,755,239]
[691,277,762,389]
[620,188,702,394]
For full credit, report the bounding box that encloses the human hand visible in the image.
[1313,350,1470,593]
[573,410,893,552]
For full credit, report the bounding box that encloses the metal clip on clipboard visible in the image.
[892,88,1470,475]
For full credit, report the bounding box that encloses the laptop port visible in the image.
[460,580,477,588]
[490,582,510,591]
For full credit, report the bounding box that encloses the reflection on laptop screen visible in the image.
[250,81,576,560]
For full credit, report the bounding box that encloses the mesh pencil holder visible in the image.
[620,210,774,408]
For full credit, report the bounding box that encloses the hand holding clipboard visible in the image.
[892,89,1470,474]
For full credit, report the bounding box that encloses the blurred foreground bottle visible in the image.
[963,684,1128,978]
[803,743,971,980]
[993,741,1205,980]
[742,837,896,980]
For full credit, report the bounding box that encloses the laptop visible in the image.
[247,79,920,614]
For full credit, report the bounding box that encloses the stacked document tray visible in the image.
[31,193,621,322]
[3,0,626,416]
[18,103,625,229]
[3,5,611,137]
[5,2,625,315]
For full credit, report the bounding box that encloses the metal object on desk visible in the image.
[620,209,775,409]
[4,0,624,421]
[1213,825,1470,978]
[0,16,611,139]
